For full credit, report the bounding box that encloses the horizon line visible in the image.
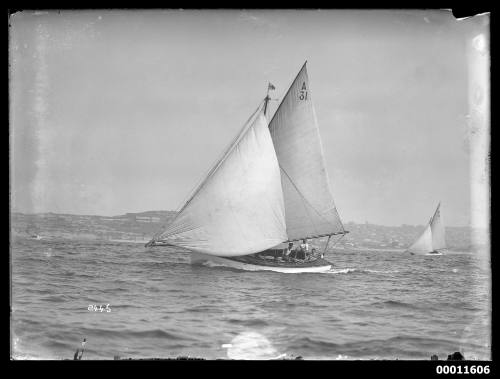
[10,209,479,229]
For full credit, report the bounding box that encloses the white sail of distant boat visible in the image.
[147,62,348,273]
[407,203,446,255]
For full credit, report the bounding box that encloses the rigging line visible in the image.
[323,235,331,255]
[157,222,203,240]
[279,163,344,233]
[330,233,346,248]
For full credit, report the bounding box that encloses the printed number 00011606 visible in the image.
[436,365,490,375]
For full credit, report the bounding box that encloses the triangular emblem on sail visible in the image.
[407,203,446,254]
[152,108,288,256]
[268,62,344,241]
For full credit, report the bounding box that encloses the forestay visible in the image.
[268,62,344,241]
[152,108,288,256]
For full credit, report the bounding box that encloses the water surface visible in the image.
[11,237,491,360]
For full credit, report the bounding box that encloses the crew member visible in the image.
[284,242,294,261]
[299,239,309,259]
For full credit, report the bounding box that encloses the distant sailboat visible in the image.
[146,62,348,273]
[407,203,446,255]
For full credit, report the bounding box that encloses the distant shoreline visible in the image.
[11,211,486,252]
[10,210,478,229]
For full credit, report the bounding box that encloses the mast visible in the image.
[263,89,270,116]
[264,82,276,117]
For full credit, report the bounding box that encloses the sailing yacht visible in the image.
[146,62,348,273]
[406,203,446,255]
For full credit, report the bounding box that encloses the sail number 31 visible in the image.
[299,82,308,100]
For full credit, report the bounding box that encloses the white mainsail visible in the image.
[268,62,345,241]
[407,203,446,254]
[152,107,288,256]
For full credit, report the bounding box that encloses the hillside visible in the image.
[10,211,485,251]
[11,211,177,242]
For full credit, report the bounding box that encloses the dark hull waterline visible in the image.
[190,252,332,273]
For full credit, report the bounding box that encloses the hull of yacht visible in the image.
[426,250,445,256]
[190,252,332,273]
[408,249,445,256]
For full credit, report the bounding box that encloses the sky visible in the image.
[9,9,489,227]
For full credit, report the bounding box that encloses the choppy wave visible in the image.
[10,238,490,360]
[74,327,189,341]
[226,318,270,327]
[200,261,228,268]
[288,335,474,359]
[371,300,420,310]
[325,268,399,275]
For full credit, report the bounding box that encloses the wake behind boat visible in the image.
[146,62,348,273]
